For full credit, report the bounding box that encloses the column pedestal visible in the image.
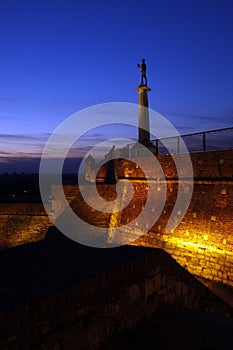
[132,85,156,157]
[135,85,151,144]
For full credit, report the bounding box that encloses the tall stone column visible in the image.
[135,85,151,144]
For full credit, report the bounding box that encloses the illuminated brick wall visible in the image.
[116,149,233,179]
[2,149,232,285]
[0,203,52,248]
[50,150,233,285]
[111,149,233,285]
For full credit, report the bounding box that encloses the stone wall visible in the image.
[52,185,79,219]
[112,149,233,285]
[0,203,52,248]
[0,202,46,214]
[0,248,232,350]
[116,149,233,179]
[57,150,233,286]
[2,149,232,285]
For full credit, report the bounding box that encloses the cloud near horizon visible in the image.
[0,131,107,158]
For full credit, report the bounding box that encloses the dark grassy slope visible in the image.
[0,227,154,312]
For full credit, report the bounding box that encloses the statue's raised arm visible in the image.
[137,58,147,86]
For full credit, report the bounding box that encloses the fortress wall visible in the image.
[111,149,233,285]
[106,180,233,285]
[52,184,117,220]
[52,185,79,219]
[52,180,233,285]
[2,149,232,282]
[0,203,52,249]
[116,180,233,250]
[0,215,52,248]
[116,149,233,179]
[0,248,232,350]
[0,202,47,215]
[50,150,233,285]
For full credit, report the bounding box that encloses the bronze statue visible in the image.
[137,58,147,86]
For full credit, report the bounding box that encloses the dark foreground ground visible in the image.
[0,228,233,349]
[101,305,233,350]
[0,227,156,312]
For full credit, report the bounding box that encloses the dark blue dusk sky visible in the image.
[0,0,233,172]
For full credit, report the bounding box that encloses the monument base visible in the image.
[135,85,152,93]
[135,85,152,145]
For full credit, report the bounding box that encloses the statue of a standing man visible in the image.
[137,58,147,86]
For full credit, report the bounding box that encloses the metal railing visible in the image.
[151,126,233,155]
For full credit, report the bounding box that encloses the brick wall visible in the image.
[2,150,232,284]
[109,149,233,285]
[0,203,52,249]
[0,214,52,248]
[116,149,233,179]
[50,150,233,285]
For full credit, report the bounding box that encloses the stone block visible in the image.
[161,274,167,288]
[175,281,183,296]
[157,287,167,296]
[127,284,140,301]
[153,273,161,291]
[145,279,154,299]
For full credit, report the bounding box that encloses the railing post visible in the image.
[203,132,206,152]
[156,140,158,156]
[177,136,180,154]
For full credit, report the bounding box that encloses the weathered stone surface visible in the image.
[127,283,140,301]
